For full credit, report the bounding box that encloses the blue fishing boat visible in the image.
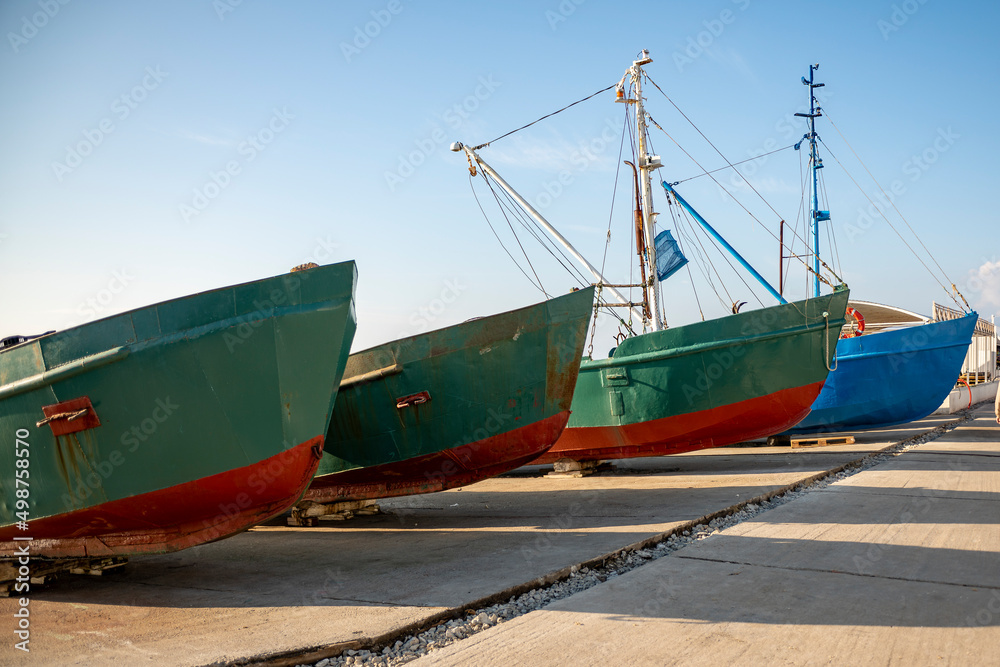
[787,312,976,433]
[783,65,976,434]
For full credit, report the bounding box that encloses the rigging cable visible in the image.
[468,173,547,295]
[821,109,969,310]
[643,74,845,290]
[488,172,590,288]
[644,112,842,291]
[672,201,733,310]
[480,173,551,298]
[817,136,965,311]
[666,198,707,321]
[473,84,617,150]
[672,144,797,184]
[646,74,786,221]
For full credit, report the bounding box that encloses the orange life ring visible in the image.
[841,307,865,338]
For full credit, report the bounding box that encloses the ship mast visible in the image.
[794,64,828,298]
[618,50,665,330]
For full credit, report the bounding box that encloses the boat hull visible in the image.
[533,289,850,464]
[305,287,594,503]
[0,262,358,558]
[783,312,977,434]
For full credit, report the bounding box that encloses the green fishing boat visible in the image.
[453,50,850,466]
[0,262,357,570]
[295,287,593,521]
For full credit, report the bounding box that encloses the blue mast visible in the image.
[661,182,787,305]
[794,64,829,298]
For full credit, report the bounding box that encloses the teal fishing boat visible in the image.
[0,262,357,567]
[454,51,849,465]
[297,287,593,519]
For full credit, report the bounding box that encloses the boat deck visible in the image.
[2,408,995,665]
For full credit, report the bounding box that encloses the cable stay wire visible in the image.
[820,110,969,310]
[475,158,639,336]
[816,136,966,311]
[664,200,706,320]
[487,171,591,289]
[645,74,788,222]
[473,84,617,150]
[468,173,547,296]
[642,74,850,292]
[816,169,843,277]
[672,144,797,184]
[642,111,841,290]
[671,200,734,311]
[479,173,552,298]
[600,103,631,280]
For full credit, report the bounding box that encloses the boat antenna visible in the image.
[793,64,828,298]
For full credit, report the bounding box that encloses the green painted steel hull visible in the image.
[309,287,594,499]
[0,262,357,557]
[536,288,850,462]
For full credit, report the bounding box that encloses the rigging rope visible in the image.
[821,109,969,310]
[673,144,797,184]
[643,74,848,291]
[487,171,591,288]
[645,112,842,291]
[468,173,548,295]
[817,137,965,310]
[473,84,617,150]
[646,74,787,221]
[480,174,551,297]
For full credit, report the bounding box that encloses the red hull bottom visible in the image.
[532,382,825,465]
[304,411,570,503]
[0,437,324,559]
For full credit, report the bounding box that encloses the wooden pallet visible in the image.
[790,435,855,449]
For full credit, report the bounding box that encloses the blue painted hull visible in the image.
[785,312,977,434]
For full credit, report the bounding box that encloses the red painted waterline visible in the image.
[532,381,825,464]
[0,436,324,559]
[304,411,570,503]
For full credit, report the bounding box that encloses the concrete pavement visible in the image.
[0,411,978,665]
[415,404,1000,666]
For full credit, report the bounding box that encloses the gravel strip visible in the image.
[294,408,979,667]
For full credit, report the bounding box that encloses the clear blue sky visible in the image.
[2,0,997,353]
